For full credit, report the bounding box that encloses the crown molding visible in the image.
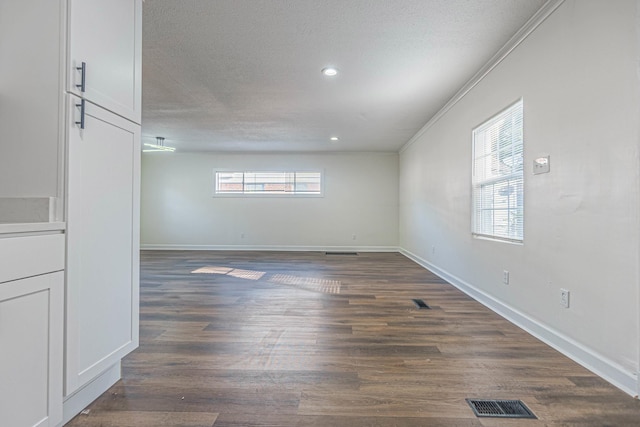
[400,0,566,154]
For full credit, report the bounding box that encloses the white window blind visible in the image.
[472,99,524,242]
[215,171,322,195]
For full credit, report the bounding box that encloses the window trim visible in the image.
[471,98,524,244]
[213,170,324,198]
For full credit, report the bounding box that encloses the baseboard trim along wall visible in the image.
[400,248,638,398]
[141,244,399,253]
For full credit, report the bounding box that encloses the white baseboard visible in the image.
[400,248,638,398]
[141,244,399,253]
[59,362,121,426]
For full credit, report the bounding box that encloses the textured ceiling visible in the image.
[142,0,547,152]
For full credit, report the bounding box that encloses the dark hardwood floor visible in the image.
[66,250,640,426]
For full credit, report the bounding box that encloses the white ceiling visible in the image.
[142,0,547,152]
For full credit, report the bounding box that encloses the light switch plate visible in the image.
[533,156,550,174]
[560,288,570,308]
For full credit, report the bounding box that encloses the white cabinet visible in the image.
[67,0,142,124]
[0,234,64,427]
[65,95,140,395]
[0,0,142,423]
[62,0,142,421]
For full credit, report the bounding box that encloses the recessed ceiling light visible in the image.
[330,136,339,141]
[322,67,338,77]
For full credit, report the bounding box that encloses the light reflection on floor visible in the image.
[191,266,266,280]
[191,266,341,294]
[269,273,341,295]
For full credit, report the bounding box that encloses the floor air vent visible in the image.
[325,252,358,256]
[412,299,430,309]
[466,399,536,419]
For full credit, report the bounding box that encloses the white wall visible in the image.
[0,0,62,199]
[399,0,640,395]
[141,152,398,250]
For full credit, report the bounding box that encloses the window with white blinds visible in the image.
[214,171,322,196]
[472,99,524,242]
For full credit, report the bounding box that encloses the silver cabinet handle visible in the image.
[76,62,86,92]
[75,99,85,129]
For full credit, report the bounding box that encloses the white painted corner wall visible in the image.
[141,152,399,251]
[399,0,640,396]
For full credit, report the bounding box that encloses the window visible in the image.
[472,99,524,242]
[215,171,322,195]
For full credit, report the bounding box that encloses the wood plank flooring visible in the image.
[66,251,640,426]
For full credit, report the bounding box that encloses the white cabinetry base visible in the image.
[60,362,121,426]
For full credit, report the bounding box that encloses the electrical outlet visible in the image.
[352,234,357,240]
[533,156,550,174]
[432,245,436,254]
[503,270,509,285]
[240,233,245,239]
[560,288,570,308]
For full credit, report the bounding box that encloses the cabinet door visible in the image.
[66,95,140,395]
[0,272,64,427]
[67,0,142,124]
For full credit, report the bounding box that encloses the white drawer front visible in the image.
[0,234,65,284]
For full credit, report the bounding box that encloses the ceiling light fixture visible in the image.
[321,67,338,77]
[330,136,339,141]
[143,136,176,152]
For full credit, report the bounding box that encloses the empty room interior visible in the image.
[2,0,640,426]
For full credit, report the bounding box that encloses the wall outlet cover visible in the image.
[533,156,550,174]
[560,288,570,308]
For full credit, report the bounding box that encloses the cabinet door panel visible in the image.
[67,0,141,124]
[0,272,64,427]
[66,95,140,394]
